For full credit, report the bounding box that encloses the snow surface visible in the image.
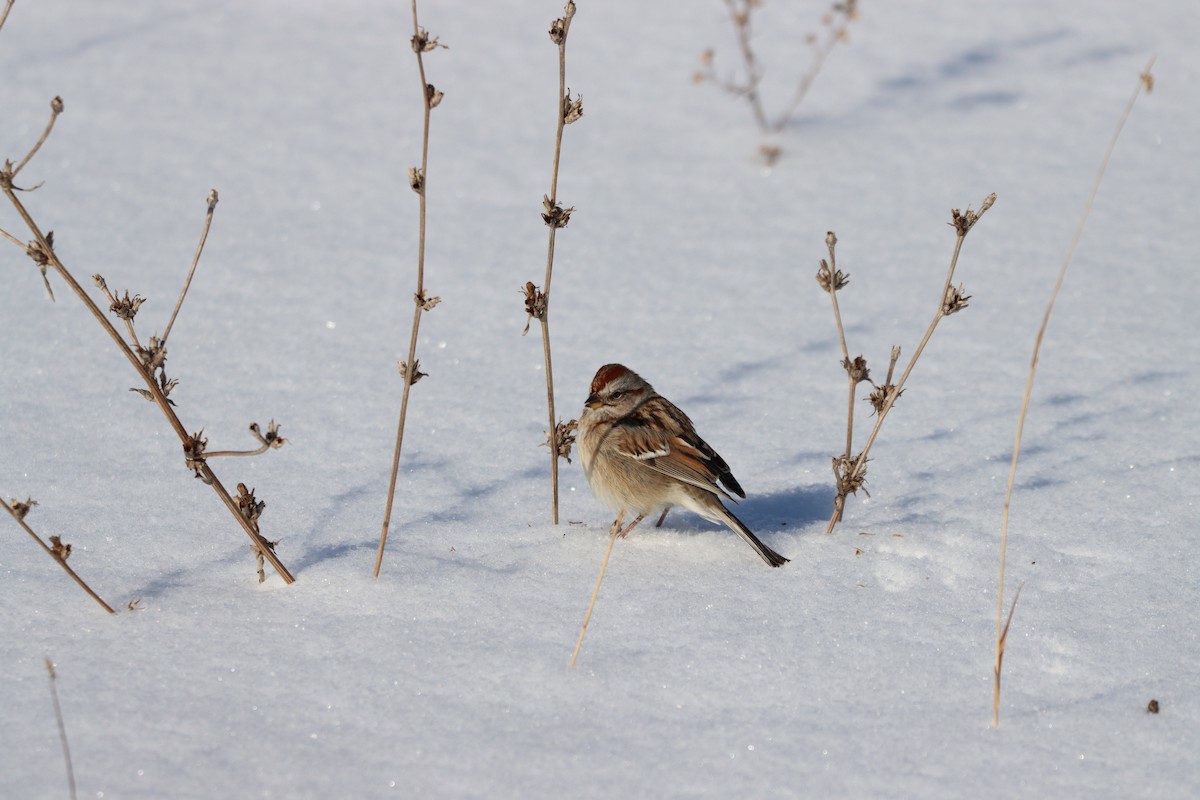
[2,0,1197,797]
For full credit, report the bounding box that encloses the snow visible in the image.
[2,0,1197,797]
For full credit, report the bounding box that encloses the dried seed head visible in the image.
[415,290,442,312]
[563,90,584,125]
[942,283,971,315]
[399,359,427,386]
[249,420,287,450]
[109,290,145,322]
[541,195,575,228]
[1141,70,1154,93]
[183,431,209,480]
[950,193,997,236]
[832,453,868,498]
[868,383,902,416]
[549,0,576,43]
[411,27,447,53]
[426,84,444,108]
[408,167,425,194]
[206,188,219,211]
[135,335,168,374]
[816,258,849,292]
[50,96,64,114]
[759,144,782,165]
[49,535,72,562]
[1147,699,1160,714]
[842,355,870,383]
[236,482,266,526]
[521,281,547,335]
[545,418,579,462]
[10,497,38,520]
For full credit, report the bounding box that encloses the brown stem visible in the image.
[538,1,575,525]
[994,57,1153,726]
[12,96,62,179]
[162,188,218,345]
[44,658,78,800]
[1,185,295,583]
[722,0,768,133]
[376,0,435,576]
[2,498,115,614]
[0,0,15,33]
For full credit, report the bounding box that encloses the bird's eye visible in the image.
[609,391,622,400]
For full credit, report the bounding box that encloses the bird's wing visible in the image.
[613,400,741,501]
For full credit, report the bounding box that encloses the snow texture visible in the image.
[1,1,1197,797]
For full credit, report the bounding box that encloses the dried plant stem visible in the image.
[992,583,1024,728]
[375,0,443,577]
[0,224,21,247]
[0,0,14,33]
[824,195,994,534]
[570,525,617,668]
[12,96,62,179]
[162,189,218,345]
[44,658,77,800]
[722,0,768,132]
[535,1,578,525]
[993,57,1154,727]
[570,512,642,668]
[774,8,854,130]
[0,183,295,583]
[2,498,115,614]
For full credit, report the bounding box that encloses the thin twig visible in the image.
[992,581,1025,726]
[2,497,115,613]
[772,3,856,131]
[570,512,642,668]
[376,0,444,576]
[0,0,16,33]
[44,658,77,800]
[0,224,22,247]
[162,189,218,345]
[993,57,1154,727]
[533,1,579,526]
[12,96,63,180]
[825,194,995,533]
[1,170,295,584]
[722,0,768,133]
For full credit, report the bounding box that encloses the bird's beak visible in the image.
[584,392,601,409]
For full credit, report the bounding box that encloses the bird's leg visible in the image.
[654,507,671,528]
[617,513,646,539]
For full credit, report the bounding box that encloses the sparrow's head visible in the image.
[584,363,653,415]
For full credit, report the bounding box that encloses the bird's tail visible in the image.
[716,504,790,568]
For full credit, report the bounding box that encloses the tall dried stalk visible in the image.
[697,0,859,161]
[44,658,77,800]
[374,0,445,577]
[2,103,295,584]
[819,194,996,534]
[2,497,115,614]
[522,1,583,525]
[993,58,1154,727]
[569,511,643,668]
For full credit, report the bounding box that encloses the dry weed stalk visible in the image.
[0,1,15,33]
[2,100,294,584]
[993,58,1154,727]
[2,497,115,613]
[818,193,996,534]
[44,658,77,800]
[696,0,859,161]
[522,1,582,525]
[374,0,446,577]
[569,511,641,668]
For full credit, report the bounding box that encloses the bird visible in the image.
[576,363,789,567]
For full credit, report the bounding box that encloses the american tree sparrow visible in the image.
[577,364,789,567]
